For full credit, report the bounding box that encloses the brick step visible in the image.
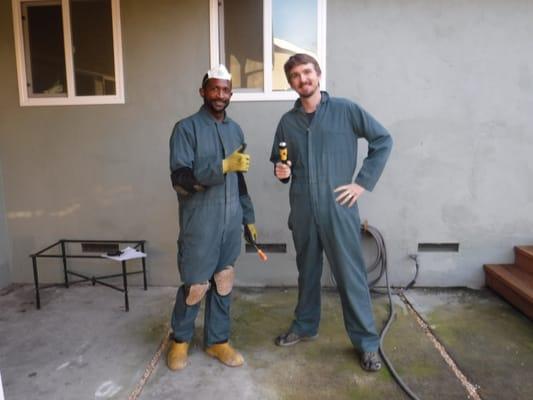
[484,264,533,319]
[515,245,533,274]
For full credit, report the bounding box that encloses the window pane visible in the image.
[70,0,116,96]
[272,0,317,91]
[222,0,263,91]
[24,2,67,97]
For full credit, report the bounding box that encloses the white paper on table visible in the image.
[101,246,146,261]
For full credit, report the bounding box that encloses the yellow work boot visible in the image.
[167,341,189,371]
[205,342,244,367]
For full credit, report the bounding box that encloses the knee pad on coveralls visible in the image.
[213,266,234,296]
[185,282,210,306]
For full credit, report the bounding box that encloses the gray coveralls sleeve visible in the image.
[270,92,392,352]
[170,106,255,346]
[169,121,225,187]
[350,102,392,191]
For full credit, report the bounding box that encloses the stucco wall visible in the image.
[0,0,532,288]
[0,0,210,286]
[325,0,533,287]
[0,159,11,289]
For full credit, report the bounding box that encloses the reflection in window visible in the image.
[70,0,116,96]
[221,0,263,91]
[272,0,317,91]
[210,0,325,100]
[23,2,67,97]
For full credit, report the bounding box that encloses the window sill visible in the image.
[18,95,125,107]
[230,91,298,102]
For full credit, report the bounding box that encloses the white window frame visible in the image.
[11,0,125,106]
[209,0,327,102]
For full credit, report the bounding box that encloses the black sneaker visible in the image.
[275,331,319,347]
[360,351,382,372]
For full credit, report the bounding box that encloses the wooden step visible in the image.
[484,264,533,319]
[515,245,533,274]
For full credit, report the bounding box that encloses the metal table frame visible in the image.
[30,239,147,312]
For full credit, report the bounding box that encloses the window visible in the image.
[12,0,124,106]
[210,0,326,101]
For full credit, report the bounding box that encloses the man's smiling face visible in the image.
[200,78,232,115]
[288,62,321,98]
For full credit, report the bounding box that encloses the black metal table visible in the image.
[30,239,147,312]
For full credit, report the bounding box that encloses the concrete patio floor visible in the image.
[0,284,531,400]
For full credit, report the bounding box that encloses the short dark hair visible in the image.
[284,53,321,81]
[201,73,209,89]
[201,73,232,90]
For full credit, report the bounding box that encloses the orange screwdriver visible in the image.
[251,240,268,262]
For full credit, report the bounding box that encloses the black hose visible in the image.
[325,223,421,398]
[363,225,421,400]
[314,224,420,400]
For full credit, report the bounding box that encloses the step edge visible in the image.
[515,245,533,259]
[485,267,533,302]
[485,276,533,319]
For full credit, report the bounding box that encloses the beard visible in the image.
[204,98,229,112]
[297,82,319,98]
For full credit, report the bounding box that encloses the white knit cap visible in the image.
[207,64,232,81]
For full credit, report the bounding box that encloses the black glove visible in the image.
[171,167,205,195]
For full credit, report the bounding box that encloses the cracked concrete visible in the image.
[0,285,531,399]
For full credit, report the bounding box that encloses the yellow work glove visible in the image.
[222,145,250,174]
[244,224,257,245]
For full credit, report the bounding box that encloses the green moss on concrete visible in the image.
[230,288,468,400]
[142,318,169,343]
[145,287,530,400]
[413,289,533,400]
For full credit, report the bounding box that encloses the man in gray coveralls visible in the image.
[271,54,392,372]
[167,65,257,370]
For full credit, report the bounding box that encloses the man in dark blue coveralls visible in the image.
[271,54,392,372]
[167,65,257,370]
